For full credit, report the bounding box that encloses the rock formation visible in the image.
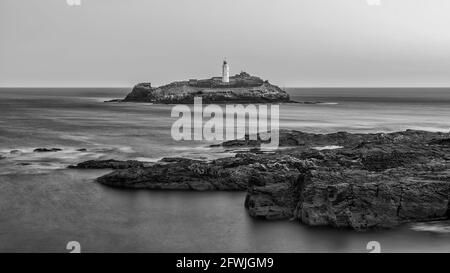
[122,72,292,104]
[68,159,148,169]
[70,130,450,230]
[33,148,62,153]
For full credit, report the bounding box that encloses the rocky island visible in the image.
[70,129,450,231]
[122,71,292,104]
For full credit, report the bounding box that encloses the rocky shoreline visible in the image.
[70,129,450,230]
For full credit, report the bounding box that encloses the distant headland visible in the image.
[119,60,294,104]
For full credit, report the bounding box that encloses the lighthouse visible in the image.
[222,59,229,83]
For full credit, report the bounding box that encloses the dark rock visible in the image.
[124,83,152,102]
[302,101,323,104]
[219,129,450,148]
[295,171,450,230]
[76,129,450,230]
[96,157,254,191]
[245,156,305,220]
[430,138,450,146]
[33,148,62,153]
[244,130,450,230]
[68,159,147,169]
[104,99,122,103]
[159,157,203,164]
[76,148,88,152]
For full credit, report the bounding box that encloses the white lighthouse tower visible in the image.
[222,59,230,83]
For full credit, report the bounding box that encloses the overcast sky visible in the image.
[1,0,450,87]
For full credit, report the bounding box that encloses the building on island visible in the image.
[222,59,229,83]
[186,60,263,88]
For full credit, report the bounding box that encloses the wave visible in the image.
[410,221,450,234]
[313,145,343,151]
[0,144,138,173]
[316,102,339,105]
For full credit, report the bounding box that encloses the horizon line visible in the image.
[1,86,450,89]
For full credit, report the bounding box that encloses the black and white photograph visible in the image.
[1,0,450,260]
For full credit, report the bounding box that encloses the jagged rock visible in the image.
[430,138,450,146]
[123,83,152,101]
[220,129,450,148]
[159,157,203,164]
[96,157,254,191]
[244,130,450,230]
[33,148,62,153]
[73,129,450,230]
[68,159,147,169]
[122,72,292,104]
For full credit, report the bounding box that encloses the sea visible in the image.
[0,87,449,252]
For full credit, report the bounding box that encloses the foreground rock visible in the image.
[72,130,450,230]
[122,72,292,104]
[243,130,450,229]
[95,157,254,190]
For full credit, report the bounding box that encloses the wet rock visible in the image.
[76,129,450,230]
[33,148,62,153]
[430,138,450,146]
[244,130,450,230]
[220,129,450,148]
[244,156,304,220]
[68,159,147,169]
[95,157,254,191]
[159,157,203,164]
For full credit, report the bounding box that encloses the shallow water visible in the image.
[0,88,449,252]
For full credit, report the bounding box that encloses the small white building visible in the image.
[222,60,229,83]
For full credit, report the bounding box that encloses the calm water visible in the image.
[0,87,449,252]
